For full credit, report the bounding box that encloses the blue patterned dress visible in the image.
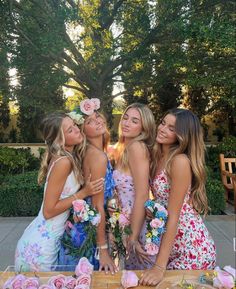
[58,159,114,270]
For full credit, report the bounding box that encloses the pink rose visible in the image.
[48,274,66,289]
[145,242,159,255]
[38,286,54,289]
[213,267,235,289]
[75,274,91,286]
[75,257,93,276]
[4,274,27,289]
[121,270,139,289]
[64,276,76,289]
[72,200,87,214]
[22,277,40,289]
[90,98,100,110]
[118,213,130,228]
[80,99,95,115]
[150,218,164,229]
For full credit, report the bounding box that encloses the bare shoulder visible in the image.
[171,154,191,171]
[85,147,107,166]
[127,141,148,156]
[49,156,72,177]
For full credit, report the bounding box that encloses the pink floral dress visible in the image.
[151,170,216,269]
[113,169,156,270]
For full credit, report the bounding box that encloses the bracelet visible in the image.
[71,193,77,201]
[97,243,108,250]
[153,263,166,273]
[95,243,108,260]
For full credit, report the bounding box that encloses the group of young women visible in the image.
[14,99,216,286]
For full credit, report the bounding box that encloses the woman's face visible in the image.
[120,107,143,139]
[156,113,177,145]
[83,112,106,138]
[62,116,83,148]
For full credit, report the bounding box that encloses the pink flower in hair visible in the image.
[90,98,100,110]
[80,99,95,115]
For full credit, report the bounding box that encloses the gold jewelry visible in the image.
[71,193,77,201]
[153,263,166,273]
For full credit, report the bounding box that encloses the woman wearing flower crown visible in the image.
[112,103,157,269]
[15,112,103,271]
[58,98,117,274]
[140,108,216,286]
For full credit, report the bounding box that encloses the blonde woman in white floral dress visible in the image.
[15,112,103,271]
[140,108,216,287]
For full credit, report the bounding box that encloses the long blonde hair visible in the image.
[151,108,208,215]
[38,112,85,185]
[115,103,156,169]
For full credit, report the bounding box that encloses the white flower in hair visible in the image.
[67,111,84,125]
[80,98,100,115]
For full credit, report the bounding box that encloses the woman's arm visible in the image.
[140,154,191,286]
[83,150,117,274]
[43,158,103,219]
[128,142,150,241]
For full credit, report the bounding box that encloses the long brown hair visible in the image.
[38,112,85,185]
[115,103,156,169]
[151,108,208,215]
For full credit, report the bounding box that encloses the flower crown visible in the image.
[67,98,101,125]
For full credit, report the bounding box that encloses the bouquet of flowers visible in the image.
[106,197,132,260]
[144,199,168,255]
[61,199,101,259]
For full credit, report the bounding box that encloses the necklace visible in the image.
[89,143,104,152]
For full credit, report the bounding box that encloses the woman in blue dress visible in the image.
[58,98,117,274]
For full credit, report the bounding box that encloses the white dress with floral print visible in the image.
[15,157,80,271]
[151,170,216,270]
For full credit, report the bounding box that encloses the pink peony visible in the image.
[4,274,27,289]
[118,213,130,228]
[75,274,91,286]
[72,200,87,214]
[121,270,139,289]
[22,277,40,289]
[75,257,93,277]
[48,274,66,289]
[80,99,95,116]
[64,276,76,289]
[90,98,100,110]
[213,266,235,289]
[150,218,164,229]
[145,242,159,255]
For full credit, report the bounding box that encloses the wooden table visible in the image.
[0,270,213,288]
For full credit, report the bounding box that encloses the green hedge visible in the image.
[0,171,43,216]
[0,146,40,176]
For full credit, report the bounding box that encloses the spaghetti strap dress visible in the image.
[15,157,80,271]
[151,170,216,269]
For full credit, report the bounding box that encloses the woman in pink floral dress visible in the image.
[112,103,156,269]
[140,108,216,287]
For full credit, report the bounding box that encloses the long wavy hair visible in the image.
[115,103,156,170]
[151,108,208,215]
[38,112,85,185]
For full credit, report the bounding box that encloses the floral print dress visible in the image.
[58,158,115,270]
[151,170,216,269]
[113,169,156,270]
[15,157,80,272]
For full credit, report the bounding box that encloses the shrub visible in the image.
[0,147,40,176]
[0,171,43,216]
[206,174,226,215]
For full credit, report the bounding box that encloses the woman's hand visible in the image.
[80,174,104,198]
[99,249,118,274]
[126,239,152,266]
[139,266,165,286]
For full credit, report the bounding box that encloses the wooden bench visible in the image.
[219,154,236,212]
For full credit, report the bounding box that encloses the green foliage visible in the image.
[206,176,225,215]
[0,171,43,216]
[0,147,40,175]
